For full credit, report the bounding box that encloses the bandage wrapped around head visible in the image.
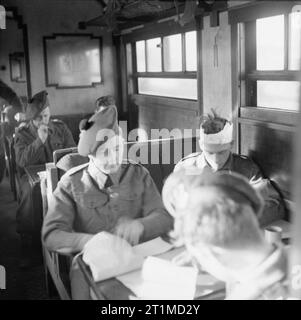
[78,105,119,156]
[199,112,233,149]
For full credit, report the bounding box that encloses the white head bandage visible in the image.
[199,122,233,147]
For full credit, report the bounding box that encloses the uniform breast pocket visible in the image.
[73,192,110,231]
[117,189,142,218]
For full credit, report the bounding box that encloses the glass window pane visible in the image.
[185,31,197,71]
[163,34,182,72]
[256,15,284,70]
[257,81,300,111]
[136,41,146,72]
[289,12,301,70]
[138,77,197,100]
[146,38,162,72]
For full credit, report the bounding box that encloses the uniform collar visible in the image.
[88,159,121,189]
[197,152,233,172]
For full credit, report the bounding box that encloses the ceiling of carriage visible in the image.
[79,0,235,32]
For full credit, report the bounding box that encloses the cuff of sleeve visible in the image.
[138,211,173,241]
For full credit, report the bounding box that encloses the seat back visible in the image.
[53,147,78,164]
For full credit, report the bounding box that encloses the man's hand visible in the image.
[113,217,144,246]
[38,124,48,143]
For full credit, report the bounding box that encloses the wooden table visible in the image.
[75,219,292,300]
[76,248,226,301]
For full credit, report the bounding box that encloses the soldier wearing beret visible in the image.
[42,105,173,299]
[162,170,288,300]
[175,112,285,227]
[14,90,76,267]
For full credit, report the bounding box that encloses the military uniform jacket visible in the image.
[175,152,285,226]
[42,160,173,254]
[14,119,76,170]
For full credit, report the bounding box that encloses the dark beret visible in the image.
[78,104,119,156]
[25,90,49,120]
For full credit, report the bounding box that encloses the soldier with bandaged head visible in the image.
[175,111,285,226]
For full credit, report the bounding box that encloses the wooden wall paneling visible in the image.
[239,122,294,201]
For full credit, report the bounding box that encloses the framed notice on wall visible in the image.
[43,34,102,88]
[9,52,26,83]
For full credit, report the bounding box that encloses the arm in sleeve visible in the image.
[249,165,285,227]
[62,124,76,148]
[14,132,45,168]
[42,178,93,254]
[138,171,174,241]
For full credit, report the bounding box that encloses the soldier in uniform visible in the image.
[14,90,76,267]
[162,170,288,300]
[42,105,173,299]
[175,113,285,227]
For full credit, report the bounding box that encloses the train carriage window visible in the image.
[244,12,301,111]
[146,38,162,72]
[136,41,146,72]
[163,34,182,72]
[185,31,197,71]
[131,30,197,100]
[256,15,285,71]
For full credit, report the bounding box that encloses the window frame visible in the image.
[123,21,198,100]
[242,14,299,110]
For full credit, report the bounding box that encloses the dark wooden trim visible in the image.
[133,94,198,111]
[182,33,186,72]
[228,1,298,24]
[238,117,296,133]
[6,6,32,98]
[43,33,103,89]
[131,42,138,94]
[240,106,298,127]
[22,24,32,98]
[247,71,299,81]
[231,23,240,154]
[120,19,197,43]
[196,20,203,116]
[134,72,197,79]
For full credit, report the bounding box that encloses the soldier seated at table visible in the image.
[42,105,173,299]
[174,112,285,227]
[42,104,173,253]
[14,90,76,267]
[163,169,288,300]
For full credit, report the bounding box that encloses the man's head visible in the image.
[78,104,123,174]
[26,91,51,127]
[95,95,116,114]
[162,170,265,282]
[3,105,17,124]
[199,113,233,170]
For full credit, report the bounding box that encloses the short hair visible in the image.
[200,112,229,135]
[174,187,263,250]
